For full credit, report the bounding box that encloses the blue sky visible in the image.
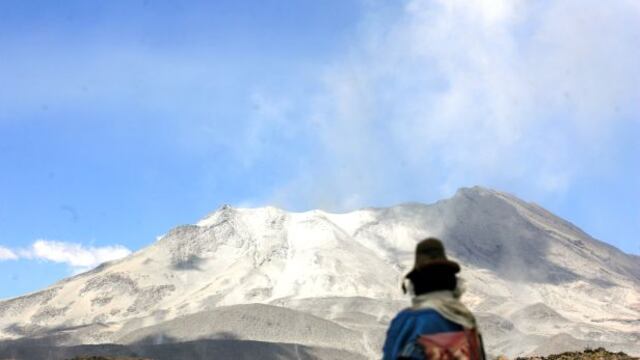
[0,0,638,299]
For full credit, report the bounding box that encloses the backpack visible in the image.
[399,329,485,360]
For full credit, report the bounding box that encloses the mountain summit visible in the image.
[0,187,638,359]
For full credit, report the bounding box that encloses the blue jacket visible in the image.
[382,308,463,359]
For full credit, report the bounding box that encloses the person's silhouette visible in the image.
[382,238,486,360]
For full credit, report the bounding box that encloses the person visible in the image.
[382,238,485,360]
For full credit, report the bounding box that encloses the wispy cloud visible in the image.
[1,240,131,273]
[0,246,18,261]
[253,0,640,210]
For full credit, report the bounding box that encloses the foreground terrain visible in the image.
[518,348,639,360]
[3,346,637,360]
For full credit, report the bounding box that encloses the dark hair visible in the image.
[408,267,457,295]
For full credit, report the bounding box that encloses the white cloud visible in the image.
[4,240,131,273]
[0,246,18,261]
[260,0,640,210]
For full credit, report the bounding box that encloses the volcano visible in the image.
[1,187,638,359]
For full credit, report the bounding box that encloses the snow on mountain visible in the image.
[0,187,638,359]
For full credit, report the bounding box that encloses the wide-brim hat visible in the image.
[405,237,460,280]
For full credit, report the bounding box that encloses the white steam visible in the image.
[261,0,640,210]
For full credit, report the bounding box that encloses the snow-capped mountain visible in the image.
[0,187,638,359]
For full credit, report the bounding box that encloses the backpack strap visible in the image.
[463,328,483,360]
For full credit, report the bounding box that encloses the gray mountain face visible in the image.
[0,187,638,359]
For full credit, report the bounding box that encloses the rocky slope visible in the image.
[0,187,638,359]
[517,347,639,360]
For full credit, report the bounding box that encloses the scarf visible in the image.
[411,290,477,329]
